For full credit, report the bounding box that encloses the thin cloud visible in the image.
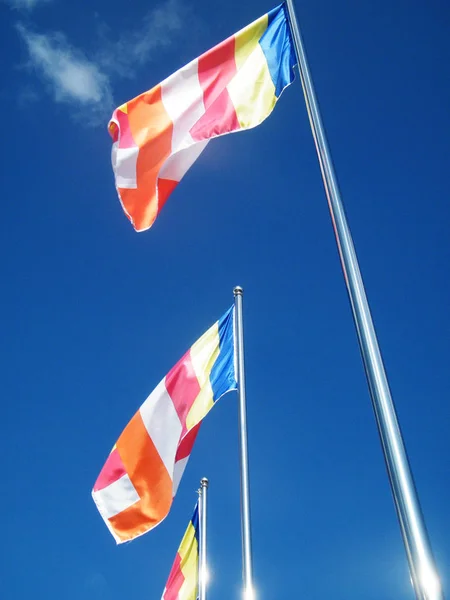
[14,0,198,125]
[3,0,51,10]
[17,24,113,121]
[96,0,195,77]
[18,86,40,107]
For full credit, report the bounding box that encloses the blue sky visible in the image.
[1,0,449,599]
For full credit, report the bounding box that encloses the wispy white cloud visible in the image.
[95,0,192,77]
[3,0,51,11]
[15,0,197,125]
[17,24,113,122]
[18,85,40,107]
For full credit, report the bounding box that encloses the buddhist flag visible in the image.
[161,502,199,600]
[109,3,296,231]
[92,306,236,543]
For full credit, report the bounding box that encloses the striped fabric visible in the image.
[92,307,236,543]
[161,502,199,600]
[109,3,296,232]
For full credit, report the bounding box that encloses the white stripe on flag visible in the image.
[111,143,138,188]
[161,59,205,152]
[139,379,182,478]
[172,456,190,497]
[92,473,139,519]
[159,140,209,182]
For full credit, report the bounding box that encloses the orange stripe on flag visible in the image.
[118,85,173,232]
[111,411,172,541]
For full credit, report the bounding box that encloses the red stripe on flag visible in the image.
[157,178,179,212]
[190,35,240,141]
[93,448,127,492]
[163,552,185,600]
[176,422,201,461]
[165,350,201,432]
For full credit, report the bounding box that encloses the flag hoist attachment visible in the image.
[284,1,443,598]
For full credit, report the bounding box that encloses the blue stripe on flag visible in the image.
[259,3,296,98]
[191,501,199,545]
[210,305,237,402]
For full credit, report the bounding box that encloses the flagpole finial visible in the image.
[200,477,209,488]
[233,286,243,296]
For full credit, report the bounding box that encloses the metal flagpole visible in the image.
[199,477,209,600]
[284,1,443,599]
[233,286,255,600]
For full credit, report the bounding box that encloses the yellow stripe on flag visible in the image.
[228,44,276,129]
[178,521,199,600]
[233,14,268,69]
[186,322,220,429]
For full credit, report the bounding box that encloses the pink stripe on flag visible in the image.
[176,423,201,461]
[116,109,136,149]
[163,552,185,600]
[190,34,240,141]
[93,448,127,492]
[165,350,201,432]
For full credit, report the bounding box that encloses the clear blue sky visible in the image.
[1,0,449,599]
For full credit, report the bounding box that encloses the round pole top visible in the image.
[200,477,209,488]
[233,286,244,296]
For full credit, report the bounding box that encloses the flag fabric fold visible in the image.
[92,306,236,543]
[109,3,296,231]
[161,501,200,600]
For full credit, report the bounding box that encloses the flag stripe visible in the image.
[93,447,127,492]
[108,496,164,541]
[159,141,209,183]
[139,379,182,476]
[259,5,296,97]
[163,553,185,600]
[161,58,205,152]
[198,35,237,110]
[190,37,239,141]
[172,424,201,497]
[165,349,201,431]
[190,322,220,385]
[92,473,139,519]
[172,456,189,498]
[116,411,173,525]
[186,322,220,429]
[119,84,173,230]
[211,304,236,400]
[227,44,276,129]
[233,14,268,69]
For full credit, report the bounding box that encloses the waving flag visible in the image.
[92,307,236,543]
[109,3,296,231]
[161,502,199,600]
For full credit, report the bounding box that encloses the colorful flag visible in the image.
[92,306,236,543]
[109,3,296,232]
[161,501,200,600]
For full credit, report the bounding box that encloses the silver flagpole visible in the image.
[233,286,255,600]
[284,1,443,599]
[199,477,209,600]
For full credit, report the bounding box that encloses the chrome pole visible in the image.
[199,477,208,600]
[233,286,255,600]
[284,1,443,598]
